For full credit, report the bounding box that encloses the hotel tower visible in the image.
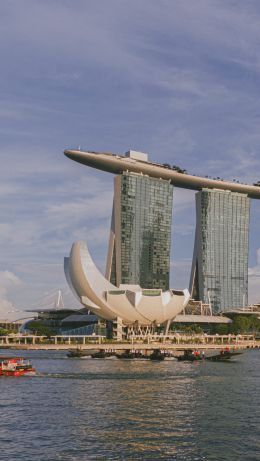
[105,152,173,290]
[64,148,260,318]
[190,189,250,313]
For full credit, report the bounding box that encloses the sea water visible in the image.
[0,349,259,460]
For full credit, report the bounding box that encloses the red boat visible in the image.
[0,356,36,377]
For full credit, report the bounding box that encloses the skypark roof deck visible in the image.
[64,149,260,199]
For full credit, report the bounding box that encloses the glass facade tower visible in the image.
[190,189,250,313]
[106,172,173,290]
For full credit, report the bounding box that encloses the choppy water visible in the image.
[0,349,260,461]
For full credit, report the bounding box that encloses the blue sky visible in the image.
[0,0,260,315]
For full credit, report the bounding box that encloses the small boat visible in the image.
[206,351,243,362]
[134,352,149,360]
[67,348,93,358]
[177,349,243,362]
[0,356,36,377]
[116,350,136,359]
[177,350,202,362]
[116,350,149,360]
[91,350,115,359]
[149,350,165,361]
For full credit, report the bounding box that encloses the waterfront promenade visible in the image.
[0,333,258,351]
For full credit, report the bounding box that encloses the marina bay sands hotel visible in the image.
[64,148,260,314]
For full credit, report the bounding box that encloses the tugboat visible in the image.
[0,357,36,377]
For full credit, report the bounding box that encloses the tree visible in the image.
[0,328,11,336]
[229,315,260,334]
[215,324,229,335]
[25,321,53,337]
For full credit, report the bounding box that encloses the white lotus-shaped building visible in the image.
[64,241,190,326]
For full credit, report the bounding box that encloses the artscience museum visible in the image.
[64,241,190,333]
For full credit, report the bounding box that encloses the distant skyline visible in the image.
[0,0,260,317]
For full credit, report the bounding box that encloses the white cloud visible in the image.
[248,249,260,278]
[0,271,21,294]
[173,189,195,213]
[0,271,22,320]
[0,0,260,309]
[248,249,260,304]
[170,258,192,290]
[46,193,113,224]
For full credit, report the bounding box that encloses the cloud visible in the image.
[170,258,192,290]
[0,0,260,309]
[0,271,22,320]
[46,193,113,225]
[173,224,195,236]
[0,271,21,292]
[173,189,195,214]
[249,248,260,275]
[248,249,260,304]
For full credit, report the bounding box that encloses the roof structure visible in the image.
[174,314,232,324]
[0,311,35,323]
[64,149,260,199]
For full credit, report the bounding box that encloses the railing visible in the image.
[127,333,255,345]
[0,333,257,348]
[0,334,106,346]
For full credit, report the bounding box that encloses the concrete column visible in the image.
[115,317,123,341]
[164,319,171,336]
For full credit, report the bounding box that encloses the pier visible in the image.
[0,333,258,351]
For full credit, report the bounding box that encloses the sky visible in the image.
[0,0,260,317]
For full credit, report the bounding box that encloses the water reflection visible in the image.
[0,351,259,460]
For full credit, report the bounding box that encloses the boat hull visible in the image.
[0,357,36,377]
